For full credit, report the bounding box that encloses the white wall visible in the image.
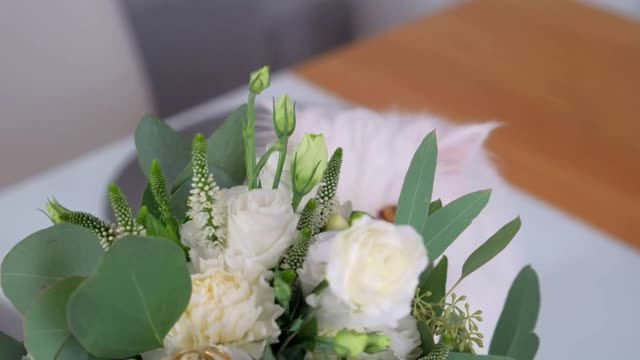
[0,1,152,188]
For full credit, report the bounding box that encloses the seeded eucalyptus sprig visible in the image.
[413,292,484,354]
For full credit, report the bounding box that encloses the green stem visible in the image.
[292,192,303,211]
[254,146,277,184]
[442,278,462,302]
[272,136,289,189]
[244,92,257,188]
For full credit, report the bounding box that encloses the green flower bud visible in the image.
[273,94,296,137]
[365,333,391,353]
[325,214,349,231]
[334,330,368,357]
[45,198,69,224]
[349,210,373,226]
[292,133,328,196]
[249,66,270,94]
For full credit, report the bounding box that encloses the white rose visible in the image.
[326,218,428,328]
[226,187,297,269]
[164,251,283,359]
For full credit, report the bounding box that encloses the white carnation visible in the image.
[164,251,283,359]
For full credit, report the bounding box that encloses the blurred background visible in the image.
[0,0,639,188]
[1,1,639,359]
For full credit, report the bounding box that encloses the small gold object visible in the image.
[379,205,396,222]
[172,347,231,360]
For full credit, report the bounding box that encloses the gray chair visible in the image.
[118,0,353,116]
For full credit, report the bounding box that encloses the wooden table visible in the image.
[296,0,640,248]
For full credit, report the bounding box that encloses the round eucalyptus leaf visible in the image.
[1,224,104,314]
[67,236,191,359]
[24,277,85,360]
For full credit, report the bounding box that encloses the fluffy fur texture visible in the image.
[257,105,524,346]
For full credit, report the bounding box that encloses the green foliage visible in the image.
[314,148,343,229]
[24,277,85,359]
[67,236,191,358]
[0,332,26,359]
[134,115,191,185]
[460,218,521,281]
[149,160,179,242]
[45,199,116,249]
[296,199,318,232]
[423,190,491,261]
[1,224,103,314]
[415,293,484,354]
[395,131,437,228]
[417,256,448,312]
[280,228,313,271]
[108,183,144,237]
[205,105,248,187]
[489,266,540,360]
[420,343,449,360]
[274,269,297,313]
[429,199,443,215]
[418,321,436,356]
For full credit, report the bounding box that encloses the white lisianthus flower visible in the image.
[163,250,283,359]
[226,187,297,269]
[258,145,318,211]
[326,218,428,328]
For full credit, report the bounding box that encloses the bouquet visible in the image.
[0,67,540,360]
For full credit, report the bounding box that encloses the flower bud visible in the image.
[364,333,391,353]
[45,198,69,224]
[249,66,270,94]
[325,214,349,231]
[334,330,368,357]
[349,211,373,226]
[292,133,328,195]
[273,94,295,137]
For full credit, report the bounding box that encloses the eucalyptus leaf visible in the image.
[460,217,521,281]
[169,105,248,196]
[429,199,443,215]
[53,334,91,360]
[447,353,514,360]
[489,266,540,360]
[0,331,26,359]
[206,105,247,187]
[423,190,491,261]
[135,115,191,183]
[417,322,435,356]
[418,256,448,306]
[24,277,84,360]
[1,224,104,314]
[169,180,191,220]
[67,236,191,358]
[261,346,277,360]
[395,131,437,230]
